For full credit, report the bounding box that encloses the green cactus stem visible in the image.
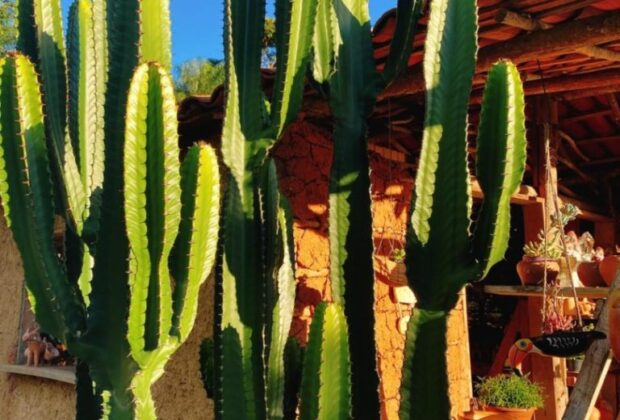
[299,302,351,420]
[399,0,526,418]
[2,1,220,418]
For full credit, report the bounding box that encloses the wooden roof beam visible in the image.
[582,156,620,167]
[555,85,620,101]
[561,109,613,124]
[573,135,620,145]
[471,69,620,104]
[382,11,620,98]
[496,9,620,62]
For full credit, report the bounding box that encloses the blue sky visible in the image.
[60,1,396,66]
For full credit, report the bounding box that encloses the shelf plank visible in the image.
[483,285,610,300]
[0,363,75,384]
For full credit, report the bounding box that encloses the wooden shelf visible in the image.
[483,285,610,300]
[0,363,75,384]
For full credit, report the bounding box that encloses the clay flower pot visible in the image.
[460,407,535,420]
[599,255,620,286]
[577,261,605,287]
[516,257,560,286]
[608,289,620,361]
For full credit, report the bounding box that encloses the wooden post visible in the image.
[563,274,620,419]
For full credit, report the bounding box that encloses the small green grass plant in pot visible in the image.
[474,374,544,419]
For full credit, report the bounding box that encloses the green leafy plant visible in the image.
[398,0,527,418]
[476,375,544,410]
[0,0,220,417]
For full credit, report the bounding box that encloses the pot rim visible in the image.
[482,405,537,413]
[521,256,559,263]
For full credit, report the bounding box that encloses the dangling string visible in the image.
[537,59,583,329]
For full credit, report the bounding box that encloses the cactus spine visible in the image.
[1,0,220,418]
[399,0,526,418]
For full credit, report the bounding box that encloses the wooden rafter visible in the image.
[496,9,620,63]
[556,85,620,101]
[558,130,590,161]
[382,11,620,98]
[582,156,620,167]
[608,93,620,121]
[535,0,606,19]
[572,135,620,145]
[470,70,620,104]
[558,156,598,185]
[561,109,613,125]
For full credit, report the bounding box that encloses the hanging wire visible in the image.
[537,59,583,329]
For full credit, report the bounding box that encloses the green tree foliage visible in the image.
[174,58,224,100]
[0,0,16,52]
[174,16,276,100]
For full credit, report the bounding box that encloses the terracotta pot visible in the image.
[608,289,620,361]
[460,407,535,420]
[577,261,605,287]
[599,255,620,286]
[516,257,560,285]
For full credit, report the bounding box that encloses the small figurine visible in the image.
[22,327,46,367]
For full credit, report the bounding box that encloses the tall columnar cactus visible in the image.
[215,0,317,418]
[312,0,425,415]
[0,0,220,418]
[399,0,526,418]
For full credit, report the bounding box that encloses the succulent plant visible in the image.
[523,230,564,259]
[399,0,527,418]
[0,0,220,417]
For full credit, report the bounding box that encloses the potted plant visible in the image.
[472,374,544,419]
[517,204,581,286]
[517,230,562,285]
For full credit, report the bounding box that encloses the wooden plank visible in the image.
[0,363,76,384]
[483,285,611,300]
[471,178,543,205]
[563,274,620,419]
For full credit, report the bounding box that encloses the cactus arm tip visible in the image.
[472,60,526,278]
